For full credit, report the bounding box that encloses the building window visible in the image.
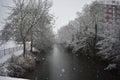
[117,1,119,5]
[112,1,115,3]
[108,9,112,13]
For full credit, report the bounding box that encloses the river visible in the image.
[24,44,120,80]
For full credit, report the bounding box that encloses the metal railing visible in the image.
[0,46,23,58]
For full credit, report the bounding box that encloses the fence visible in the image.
[0,46,23,58]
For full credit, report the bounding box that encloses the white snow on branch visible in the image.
[104,64,117,70]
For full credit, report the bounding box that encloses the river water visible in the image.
[24,44,120,80]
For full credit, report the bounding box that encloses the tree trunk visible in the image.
[94,24,97,54]
[30,31,33,52]
[23,38,26,57]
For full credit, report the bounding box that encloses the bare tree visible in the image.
[1,0,53,57]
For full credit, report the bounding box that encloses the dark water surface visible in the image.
[24,44,120,80]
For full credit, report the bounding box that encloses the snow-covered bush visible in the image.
[0,52,36,77]
[57,0,120,72]
[16,54,36,71]
[104,63,117,70]
[0,63,10,76]
[97,38,120,62]
[0,63,25,77]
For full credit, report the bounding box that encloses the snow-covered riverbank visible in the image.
[0,76,29,80]
[0,51,36,78]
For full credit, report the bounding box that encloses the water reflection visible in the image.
[25,44,120,80]
[48,44,71,80]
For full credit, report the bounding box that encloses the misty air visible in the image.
[0,0,120,80]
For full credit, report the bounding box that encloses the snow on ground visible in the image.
[0,50,23,64]
[0,41,16,50]
[0,76,29,80]
[0,41,31,64]
[0,51,35,77]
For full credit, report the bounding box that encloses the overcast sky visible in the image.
[0,0,13,30]
[50,0,95,33]
[0,0,95,32]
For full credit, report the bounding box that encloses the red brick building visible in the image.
[100,0,120,24]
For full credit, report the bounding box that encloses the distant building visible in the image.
[99,0,120,24]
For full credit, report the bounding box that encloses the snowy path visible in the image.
[0,42,30,64]
[0,41,16,50]
[0,76,28,80]
[0,50,23,64]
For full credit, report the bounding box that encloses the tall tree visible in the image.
[1,0,53,57]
